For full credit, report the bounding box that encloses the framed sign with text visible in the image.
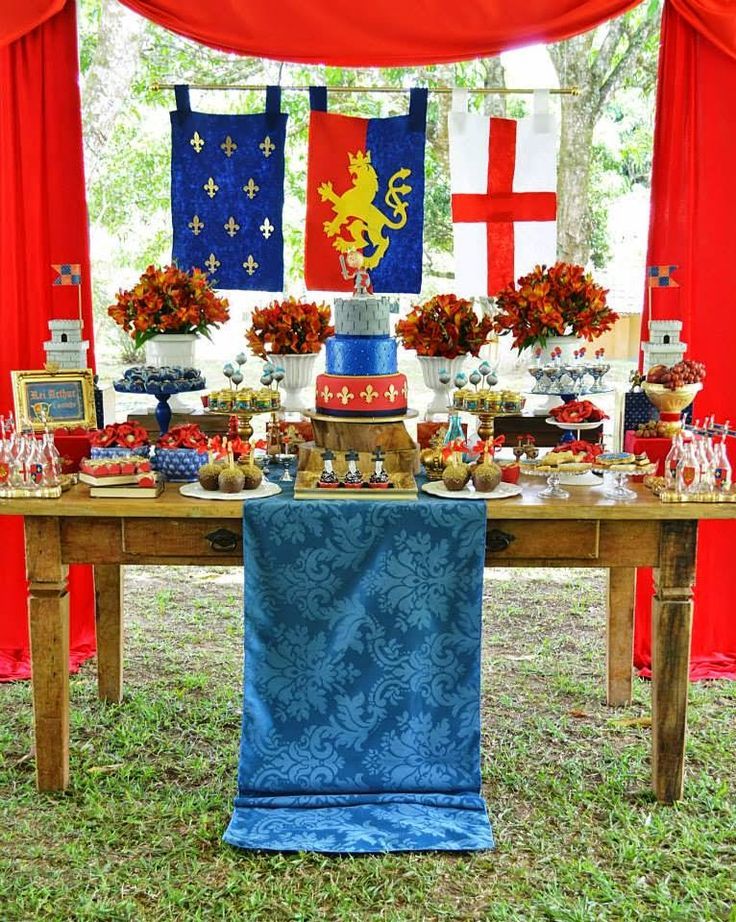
[11,369,96,431]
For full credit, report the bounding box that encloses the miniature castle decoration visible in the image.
[43,319,89,370]
[641,319,686,373]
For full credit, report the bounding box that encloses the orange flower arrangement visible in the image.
[108,264,230,349]
[395,294,494,360]
[493,262,618,352]
[246,297,334,358]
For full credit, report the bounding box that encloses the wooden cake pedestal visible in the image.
[295,410,420,498]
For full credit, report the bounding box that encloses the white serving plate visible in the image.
[545,418,604,431]
[179,481,281,501]
[421,480,522,501]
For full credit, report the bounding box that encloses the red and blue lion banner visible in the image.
[305,87,428,294]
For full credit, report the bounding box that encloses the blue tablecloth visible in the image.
[224,497,493,853]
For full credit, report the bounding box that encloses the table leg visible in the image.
[651,520,697,804]
[94,564,123,703]
[606,567,635,706]
[25,518,70,792]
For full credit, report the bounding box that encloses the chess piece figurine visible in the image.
[318,448,340,488]
[368,446,390,488]
[339,250,373,296]
[343,449,364,489]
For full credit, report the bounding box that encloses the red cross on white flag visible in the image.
[449,95,558,296]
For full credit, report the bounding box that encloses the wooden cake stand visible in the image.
[296,409,420,497]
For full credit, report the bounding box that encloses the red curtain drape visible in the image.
[114,0,643,64]
[0,1,96,682]
[635,1,736,681]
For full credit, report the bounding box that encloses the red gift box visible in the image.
[624,431,671,477]
[53,427,93,473]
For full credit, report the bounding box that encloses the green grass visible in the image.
[1,567,734,921]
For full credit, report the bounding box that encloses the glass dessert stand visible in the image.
[592,463,657,501]
[520,461,595,499]
[544,418,604,486]
[525,386,613,418]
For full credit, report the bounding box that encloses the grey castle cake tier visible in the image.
[333,296,395,337]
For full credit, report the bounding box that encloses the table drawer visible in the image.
[123,518,243,559]
[486,519,599,561]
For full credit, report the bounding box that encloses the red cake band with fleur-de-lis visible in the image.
[315,372,408,417]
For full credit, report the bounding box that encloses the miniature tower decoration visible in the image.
[318,449,339,487]
[641,320,687,373]
[43,320,90,370]
[344,449,363,488]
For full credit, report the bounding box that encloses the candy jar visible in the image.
[664,432,683,490]
[41,429,62,487]
[676,438,700,494]
[713,430,733,492]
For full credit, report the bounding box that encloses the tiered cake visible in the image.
[315,295,408,417]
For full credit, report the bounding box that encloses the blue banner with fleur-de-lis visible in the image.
[223,498,494,854]
[170,85,287,291]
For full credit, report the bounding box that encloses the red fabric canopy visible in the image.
[635,1,736,681]
[1,0,735,681]
[0,1,96,681]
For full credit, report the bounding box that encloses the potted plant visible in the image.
[108,264,230,368]
[246,297,333,413]
[492,262,618,360]
[395,293,495,418]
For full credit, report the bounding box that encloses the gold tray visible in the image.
[294,470,418,500]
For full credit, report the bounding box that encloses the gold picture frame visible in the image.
[11,369,97,431]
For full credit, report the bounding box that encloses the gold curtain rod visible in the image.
[151,82,578,96]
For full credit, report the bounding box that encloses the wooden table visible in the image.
[3,481,735,803]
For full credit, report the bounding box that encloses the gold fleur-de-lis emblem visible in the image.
[401,383,408,398]
[220,135,237,157]
[260,217,274,240]
[243,255,259,276]
[384,384,399,403]
[203,177,219,199]
[320,386,333,403]
[337,386,355,406]
[360,384,378,404]
[190,131,205,153]
[188,215,204,236]
[224,217,240,238]
[204,253,220,273]
[259,136,276,158]
[243,178,259,199]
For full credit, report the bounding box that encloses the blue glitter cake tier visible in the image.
[325,335,398,376]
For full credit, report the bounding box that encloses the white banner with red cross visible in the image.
[449,90,558,297]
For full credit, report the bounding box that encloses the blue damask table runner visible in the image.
[224,499,493,853]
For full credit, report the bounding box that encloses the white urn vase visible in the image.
[145,333,198,368]
[417,355,468,420]
[273,352,320,415]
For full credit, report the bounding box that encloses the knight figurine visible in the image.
[339,250,373,296]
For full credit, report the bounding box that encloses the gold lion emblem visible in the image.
[317,150,412,270]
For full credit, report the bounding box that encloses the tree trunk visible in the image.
[81,0,146,183]
[556,95,597,264]
[482,58,507,118]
